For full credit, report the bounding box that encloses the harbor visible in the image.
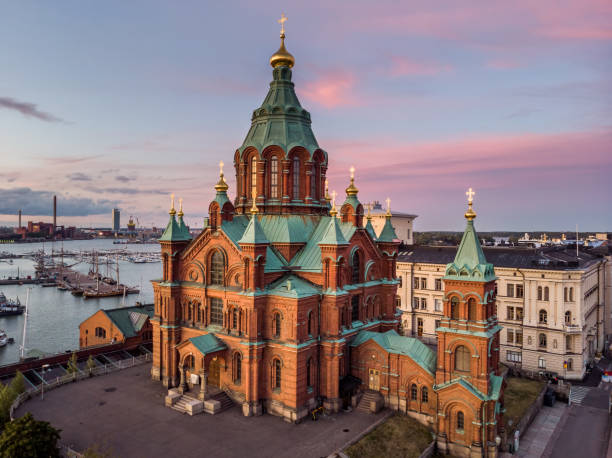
[0,239,160,366]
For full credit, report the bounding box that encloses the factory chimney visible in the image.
[18,209,22,229]
[53,195,57,238]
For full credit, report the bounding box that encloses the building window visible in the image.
[395,296,401,309]
[553,339,558,349]
[292,157,300,199]
[251,156,257,197]
[507,306,515,321]
[435,278,442,291]
[451,296,459,320]
[435,299,442,312]
[516,307,524,320]
[273,313,282,338]
[538,357,546,369]
[544,287,550,301]
[420,278,427,289]
[435,320,441,330]
[411,384,417,401]
[233,353,242,383]
[413,297,419,309]
[516,284,524,298]
[507,329,514,343]
[307,311,313,336]
[539,309,547,324]
[273,358,282,390]
[413,277,420,289]
[454,345,470,372]
[351,295,360,322]
[567,358,573,371]
[507,284,514,297]
[565,311,572,325]
[232,308,238,329]
[210,251,224,285]
[468,298,477,321]
[95,327,106,338]
[457,411,464,431]
[351,251,360,284]
[516,330,523,345]
[507,350,522,363]
[270,156,279,198]
[538,286,543,301]
[538,333,547,348]
[417,318,423,336]
[420,298,427,310]
[421,386,428,403]
[566,335,572,351]
[564,287,568,302]
[306,358,312,387]
[210,298,223,325]
[310,164,316,198]
[569,287,574,302]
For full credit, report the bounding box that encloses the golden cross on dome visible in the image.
[278,13,288,35]
[219,160,224,177]
[179,197,183,211]
[385,197,391,215]
[350,166,355,180]
[169,193,176,215]
[466,187,475,204]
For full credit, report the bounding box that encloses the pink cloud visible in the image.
[540,27,612,40]
[299,70,358,109]
[390,57,453,77]
[486,59,523,69]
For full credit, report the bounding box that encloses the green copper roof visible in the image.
[351,329,437,375]
[177,215,192,240]
[213,190,231,208]
[377,216,398,242]
[443,219,496,282]
[342,195,361,212]
[238,65,323,160]
[102,304,154,338]
[434,373,503,401]
[319,216,349,246]
[365,219,377,240]
[238,215,269,245]
[266,274,321,298]
[189,333,227,355]
[160,214,191,242]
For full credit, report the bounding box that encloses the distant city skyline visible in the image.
[0,1,610,231]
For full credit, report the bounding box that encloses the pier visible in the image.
[45,266,139,298]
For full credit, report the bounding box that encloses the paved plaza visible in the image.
[15,365,386,458]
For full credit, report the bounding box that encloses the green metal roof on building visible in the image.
[213,190,231,209]
[433,373,503,401]
[102,304,154,338]
[189,333,227,355]
[238,215,269,245]
[443,219,496,282]
[319,215,349,246]
[238,64,324,161]
[177,214,192,240]
[377,216,398,242]
[365,218,377,240]
[266,274,321,298]
[342,194,361,212]
[160,213,191,242]
[350,329,437,375]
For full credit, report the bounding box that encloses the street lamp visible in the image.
[41,364,50,400]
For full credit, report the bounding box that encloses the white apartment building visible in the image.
[366,201,417,245]
[397,245,611,380]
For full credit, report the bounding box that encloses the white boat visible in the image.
[0,330,8,347]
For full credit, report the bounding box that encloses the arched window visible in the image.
[210,298,223,325]
[567,358,573,370]
[454,345,470,372]
[417,318,423,336]
[421,386,428,403]
[544,286,549,301]
[273,313,281,338]
[307,311,313,336]
[210,251,224,285]
[468,298,477,321]
[539,333,547,348]
[184,355,194,370]
[270,156,279,199]
[539,309,547,324]
[565,311,571,325]
[251,156,257,198]
[273,358,282,389]
[351,295,360,322]
[232,308,238,329]
[306,358,312,387]
[310,164,316,199]
[569,287,574,302]
[457,411,465,430]
[411,384,417,401]
[564,287,568,302]
[351,251,360,284]
[450,296,460,320]
[233,353,242,383]
[538,286,543,301]
[292,157,300,199]
[95,327,106,338]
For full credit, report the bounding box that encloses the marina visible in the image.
[0,239,160,366]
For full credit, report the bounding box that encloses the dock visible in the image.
[45,266,139,299]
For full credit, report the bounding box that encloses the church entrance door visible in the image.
[368,368,380,391]
[209,358,221,387]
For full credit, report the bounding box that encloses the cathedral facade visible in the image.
[152,26,504,457]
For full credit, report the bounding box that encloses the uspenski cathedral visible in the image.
[152,20,505,457]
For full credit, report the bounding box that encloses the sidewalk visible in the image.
[514,402,567,458]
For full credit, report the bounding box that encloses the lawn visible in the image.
[345,414,433,458]
[503,377,545,434]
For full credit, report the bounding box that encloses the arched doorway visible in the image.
[209,357,221,387]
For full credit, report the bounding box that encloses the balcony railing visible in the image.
[564,324,581,333]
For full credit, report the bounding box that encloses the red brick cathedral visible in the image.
[152,26,504,457]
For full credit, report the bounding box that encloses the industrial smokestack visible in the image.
[53,195,57,237]
[18,209,22,229]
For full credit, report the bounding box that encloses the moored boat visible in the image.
[0,292,25,316]
[0,330,8,347]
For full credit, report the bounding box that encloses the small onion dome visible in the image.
[270,33,295,68]
[214,161,229,192]
[345,167,358,196]
[465,204,476,221]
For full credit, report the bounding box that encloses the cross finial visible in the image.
[385,197,391,216]
[169,193,176,215]
[466,187,475,204]
[250,189,258,214]
[278,13,288,36]
[219,160,224,177]
[179,197,183,212]
[350,166,355,180]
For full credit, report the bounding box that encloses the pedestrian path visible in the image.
[514,402,566,458]
[569,385,591,405]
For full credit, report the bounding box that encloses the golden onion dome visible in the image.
[270,33,295,68]
[215,173,229,193]
[464,204,477,221]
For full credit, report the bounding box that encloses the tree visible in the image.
[86,355,96,376]
[66,352,78,376]
[0,372,27,429]
[10,371,26,396]
[0,412,61,458]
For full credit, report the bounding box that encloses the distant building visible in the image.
[112,208,120,234]
[366,201,417,245]
[79,304,154,348]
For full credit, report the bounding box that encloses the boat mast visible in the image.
[20,288,30,360]
[116,253,120,291]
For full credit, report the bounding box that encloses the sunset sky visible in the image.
[0,1,610,231]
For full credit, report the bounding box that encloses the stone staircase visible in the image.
[209,389,234,412]
[356,390,384,413]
